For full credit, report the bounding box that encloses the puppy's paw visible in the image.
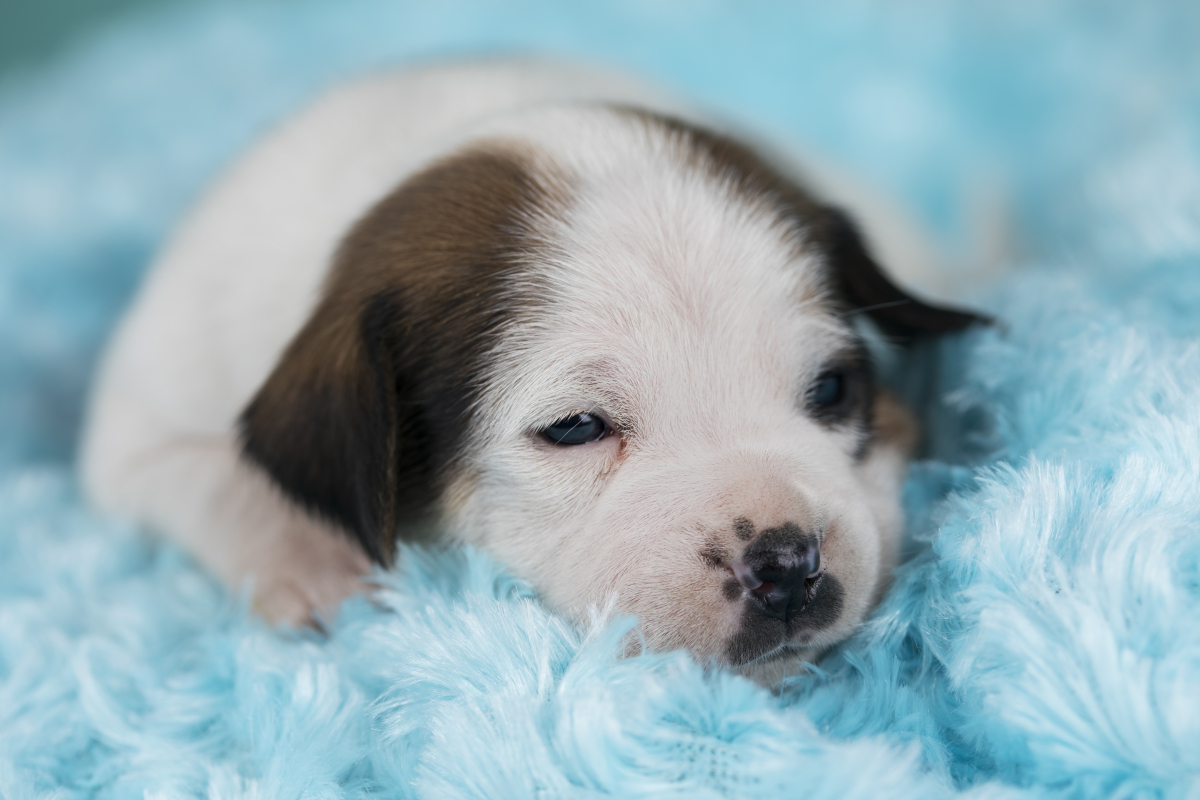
[250,530,373,628]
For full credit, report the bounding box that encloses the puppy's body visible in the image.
[81,60,976,683]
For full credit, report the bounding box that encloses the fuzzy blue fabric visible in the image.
[3,2,1200,797]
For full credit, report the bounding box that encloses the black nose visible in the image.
[731,523,822,621]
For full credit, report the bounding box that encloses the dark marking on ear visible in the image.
[816,208,989,342]
[240,145,568,565]
[240,294,418,564]
[611,106,989,343]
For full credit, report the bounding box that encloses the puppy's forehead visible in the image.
[478,107,854,428]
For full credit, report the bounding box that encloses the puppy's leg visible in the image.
[84,423,371,626]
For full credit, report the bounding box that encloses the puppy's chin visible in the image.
[620,621,821,688]
[732,648,821,687]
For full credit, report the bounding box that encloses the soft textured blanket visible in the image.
[2,2,1199,798]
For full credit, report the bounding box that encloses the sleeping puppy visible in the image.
[80,59,982,685]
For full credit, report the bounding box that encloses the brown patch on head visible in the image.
[240,143,570,563]
[612,106,988,340]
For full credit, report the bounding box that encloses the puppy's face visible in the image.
[241,108,979,680]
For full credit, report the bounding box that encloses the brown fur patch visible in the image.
[240,144,569,563]
[872,390,919,455]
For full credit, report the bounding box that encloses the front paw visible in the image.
[250,532,373,628]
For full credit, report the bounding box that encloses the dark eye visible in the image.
[809,370,845,409]
[540,413,609,445]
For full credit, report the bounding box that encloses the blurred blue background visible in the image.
[4,6,1200,796]
[1,0,190,76]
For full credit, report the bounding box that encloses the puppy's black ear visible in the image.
[820,208,989,342]
[239,293,420,565]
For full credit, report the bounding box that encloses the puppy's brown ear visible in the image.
[239,293,417,566]
[820,208,989,342]
[236,145,556,566]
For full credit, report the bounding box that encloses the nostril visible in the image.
[731,561,764,592]
[804,548,822,580]
[729,526,824,621]
[752,580,776,599]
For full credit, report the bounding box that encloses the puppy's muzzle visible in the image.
[731,522,823,621]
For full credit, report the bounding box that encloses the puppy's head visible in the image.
[241,107,982,681]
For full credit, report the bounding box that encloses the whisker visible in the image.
[843,299,912,316]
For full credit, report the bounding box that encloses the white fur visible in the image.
[80,59,931,679]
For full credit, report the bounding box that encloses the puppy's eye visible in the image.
[541,413,609,445]
[809,370,845,408]
[807,366,867,425]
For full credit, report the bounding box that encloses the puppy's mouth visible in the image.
[741,642,813,668]
[720,561,846,667]
[724,617,824,669]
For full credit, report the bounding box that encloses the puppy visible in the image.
[80,59,982,684]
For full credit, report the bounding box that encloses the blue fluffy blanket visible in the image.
[3,2,1199,797]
